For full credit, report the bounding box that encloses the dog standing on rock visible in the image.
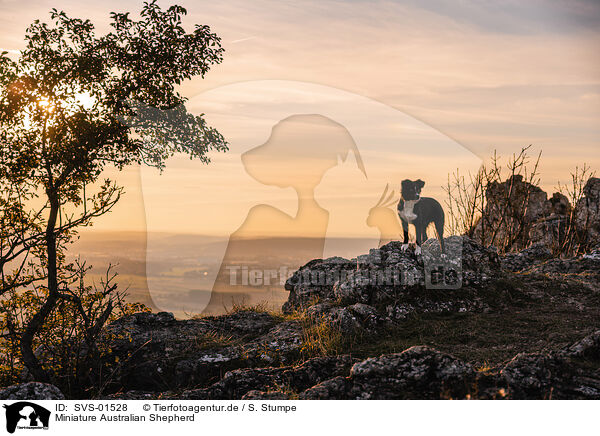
[397,179,445,254]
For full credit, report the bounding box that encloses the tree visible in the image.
[0,1,228,382]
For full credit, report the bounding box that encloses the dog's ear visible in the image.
[416,179,425,189]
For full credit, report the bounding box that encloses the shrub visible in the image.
[0,260,148,398]
[445,146,595,256]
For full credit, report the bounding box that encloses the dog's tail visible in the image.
[435,214,445,254]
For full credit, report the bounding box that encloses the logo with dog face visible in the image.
[3,402,50,433]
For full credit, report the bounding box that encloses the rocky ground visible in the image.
[1,235,599,400]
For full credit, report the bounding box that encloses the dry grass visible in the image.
[191,329,240,351]
[191,299,288,322]
[300,316,346,358]
[228,300,272,314]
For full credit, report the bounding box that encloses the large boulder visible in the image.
[284,236,513,323]
[501,243,553,272]
[0,382,65,400]
[500,353,571,399]
[575,177,600,247]
[304,302,385,334]
[469,175,579,252]
[500,330,600,400]
[565,330,600,361]
[471,175,550,251]
[527,247,600,278]
[300,346,475,399]
[528,215,570,251]
[282,257,356,313]
[180,355,355,400]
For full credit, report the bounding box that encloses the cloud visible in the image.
[401,0,600,34]
[1,0,598,233]
[230,36,257,44]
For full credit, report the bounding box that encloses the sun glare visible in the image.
[37,98,54,112]
[76,92,95,110]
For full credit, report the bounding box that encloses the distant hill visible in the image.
[68,231,377,317]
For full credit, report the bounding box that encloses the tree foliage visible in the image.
[0,1,228,384]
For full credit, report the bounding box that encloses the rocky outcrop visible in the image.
[282,229,600,330]
[0,382,65,400]
[498,333,600,400]
[298,331,600,400]
[282,257,356,312]
[529,250,600,275]
[501,243,553,272]
[180,355,356,400]
[471,175,553,251]
[304,302,386,333]
[91,235,600,400]
[97,311,303,392]
[7,325,597,401]
[300,346,475,399]
[469,175,600,253]
[565,330,600,360]
[7,224,600,401]
[575,177,600,247]
[283,236,513,326]
[100,329,600,400]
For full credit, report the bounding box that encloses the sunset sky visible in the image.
[1,0,599,237]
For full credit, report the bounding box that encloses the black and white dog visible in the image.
[397,179,445,254]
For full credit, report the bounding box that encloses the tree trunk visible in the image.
[20,193,60,382]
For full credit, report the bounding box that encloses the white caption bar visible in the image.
[0,400,595,436]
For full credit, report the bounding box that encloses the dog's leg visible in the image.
[401,218,410,251]
[415,221,423,255]
[415,221,423,246]
[435,217,445,255]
